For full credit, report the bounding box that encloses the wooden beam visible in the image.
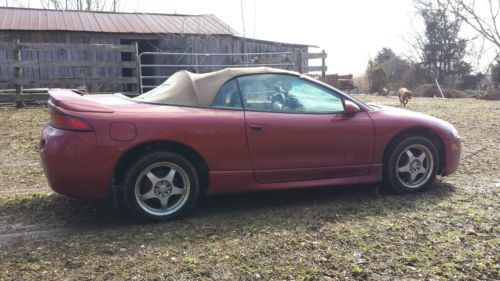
[0,77,139,85]
[0,42,17,50]
[321,49,326,80]
[306,65,328,72]
[304,52,328,59]
[14,39,23,108]
[0,93,49,103]
[2,60,137,68]
[0,42,136,52]
[130,41,140,94]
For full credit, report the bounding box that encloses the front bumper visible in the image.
[39,125,117,199]
[442,137,461,176]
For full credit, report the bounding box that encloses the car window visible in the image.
[237,74,344,113]
[211,79,242,109]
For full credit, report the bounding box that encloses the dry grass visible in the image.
[0,97,498,280]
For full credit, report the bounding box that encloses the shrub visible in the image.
[479,89,500,100]
[414,84,467,98]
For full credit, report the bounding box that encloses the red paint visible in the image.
[109,122,137,142]
[40,89,461,200]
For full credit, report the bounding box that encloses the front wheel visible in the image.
[384,136,439,193]
[122,152,199,222]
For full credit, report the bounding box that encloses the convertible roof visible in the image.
[136,67,299,106]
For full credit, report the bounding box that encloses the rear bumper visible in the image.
[39,125,117,199]
[442,137,461,176]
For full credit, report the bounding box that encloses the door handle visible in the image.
[248,123,265,132]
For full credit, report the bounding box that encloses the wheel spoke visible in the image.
[398,163,411,173]
[171,186,185,195]
[405,150,416,162]
[159,196,169,210]
[146,171,161,185]
[408,172,417,184]
[141,189,156,201]
[165,168,176,182]
[416,152,426,163]
[416,166,428,176]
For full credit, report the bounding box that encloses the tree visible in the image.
[374,48,397,65]
[40,0,121,11]
[445,0,500,49]
[414,0,470,85]
[491,59,500,88]
[366,60,388,94]
[372,47,413,89]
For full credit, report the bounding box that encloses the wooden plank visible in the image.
[0,93,48,103]
[1,77,138,84]
[17,43,136,52]
[304,52,328,59]
[2,60,137,68]
[14,39,23,108]
[321,50,326,81]
[306,65,328,72]
[0,88,48,93]
[0,42,134,52]
[0,42,17,50]
[130,41,139,94]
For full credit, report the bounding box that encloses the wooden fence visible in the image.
[302,50,327,80]
[0,41,139,107]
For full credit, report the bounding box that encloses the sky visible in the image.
[121,0,419,75]
[8,0,500,75]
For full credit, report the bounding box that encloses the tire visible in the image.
[122,151,199,222]
[384,136,439,193]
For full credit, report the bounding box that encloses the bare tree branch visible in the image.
[446,0,500,48]
[38,0,121,11]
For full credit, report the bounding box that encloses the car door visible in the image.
[237,74,375,183]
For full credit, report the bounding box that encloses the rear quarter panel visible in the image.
[69,103,252,172]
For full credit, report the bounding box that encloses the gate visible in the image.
[138,51,297,94]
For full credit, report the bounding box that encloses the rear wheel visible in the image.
[122,152,199,222]
[384,136,438,193]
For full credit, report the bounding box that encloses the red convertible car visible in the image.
[40,67,461,221]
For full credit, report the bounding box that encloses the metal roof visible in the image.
[0,7,238,35]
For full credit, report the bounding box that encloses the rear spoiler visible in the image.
[48,89,114,113]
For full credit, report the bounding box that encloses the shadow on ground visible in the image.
[0,180,456,235]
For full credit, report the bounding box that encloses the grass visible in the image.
[0,96,498,280]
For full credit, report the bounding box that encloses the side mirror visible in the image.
[344,100,361,115]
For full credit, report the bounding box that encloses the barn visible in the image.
[0,7,325,105]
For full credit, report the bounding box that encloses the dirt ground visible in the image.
[0,96,498,280]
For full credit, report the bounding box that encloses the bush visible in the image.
[479,89,500,100]
[368,65,387,94]
[414,84,467,98]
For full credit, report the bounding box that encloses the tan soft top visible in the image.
[135,67,299,106]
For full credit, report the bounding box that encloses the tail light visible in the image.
[50,109,94,132]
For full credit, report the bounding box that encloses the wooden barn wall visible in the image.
[0,31,308,92]
[0,31,123,91]
[147,34,307,83]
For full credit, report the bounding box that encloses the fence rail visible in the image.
[138,50,327,94]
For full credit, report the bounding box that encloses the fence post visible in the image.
[296,50,303,73]
[14,39,23,108]
[321,49,326,81]
[131,41,139,95]
[434,78,445,99]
